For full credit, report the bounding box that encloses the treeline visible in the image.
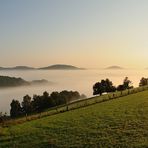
[10,90,86,118]
[93,77,148,96]
[6,77,148,119]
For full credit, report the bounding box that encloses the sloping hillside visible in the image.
[0,91,148,147]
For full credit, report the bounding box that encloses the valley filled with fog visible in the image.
[0,69,147,113]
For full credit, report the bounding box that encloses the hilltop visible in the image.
[39,64,85,70]
[0,89,148,147]
[0,76,50,87]
[0,76,29,87]
[106,65,124,70]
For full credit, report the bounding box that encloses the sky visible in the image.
[0,0,148,68]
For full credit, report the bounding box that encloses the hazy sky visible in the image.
[0,0,148,68]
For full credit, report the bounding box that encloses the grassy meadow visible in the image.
[0,89,148,147]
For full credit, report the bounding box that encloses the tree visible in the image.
[117,85,125,95]
[139,77,148,87]
[93,82,104,96]
[123,77,133,89]
[50,92,60,111]
[105,79,116,92]
[43,91,49,98]
[41,91,50,109]
[10,100,22,118]
[0,112,4,123]
[117,77,133,95]
[32,95,43,112]
[117,85,125,91]
[60,90,70,111]
[22,95,32,115]
[93,79,116,96]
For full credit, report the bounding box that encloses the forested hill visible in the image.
[0,76,29,87]
[0,76,49,87]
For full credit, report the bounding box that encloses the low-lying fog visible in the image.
[0,69,148,113]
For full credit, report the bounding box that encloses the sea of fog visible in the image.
[0,69,148,113]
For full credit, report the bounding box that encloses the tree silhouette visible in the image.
[123,77,133,89]
[93,79,116,96]
[10,90,86,118]
[22,95,32,115]
[10,100,22,118]
[139,77,148,87]
[117,77,133,95]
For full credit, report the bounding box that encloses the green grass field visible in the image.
[0,90,148,147]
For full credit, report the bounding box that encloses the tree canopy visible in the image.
[93,79,116,95]
[10,90,86,118]
[139,77,148,87]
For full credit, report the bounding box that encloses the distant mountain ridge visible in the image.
[12,66,35,70]
[0,65,85,70]
[39,64,85,70]
[106,66,124,70]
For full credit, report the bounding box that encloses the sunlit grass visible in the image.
[0,89,148,147]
